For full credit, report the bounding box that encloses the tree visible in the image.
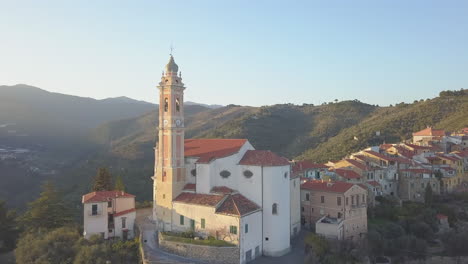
[0,200,18,250]
[92,168,112,191]
[20,182,73,231]
[114,175,125,192]
[424,183,433,206]
[15,226,81,264]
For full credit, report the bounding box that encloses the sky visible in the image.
[1,0,467,106]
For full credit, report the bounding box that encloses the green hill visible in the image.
[297,90,468,162]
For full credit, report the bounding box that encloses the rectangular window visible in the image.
[337,197,341,206]
[180,215,184,225]
[92,204,98,215]
[320,196,324,203]
[122,217,126,228]
[301,206,304,212]
[201,218,205,229]
[306,193,310,201]
[346,197,349,206]
[190,219,195,230]
[108,201,112,208]
[245,224,249,234]
[230,225,237,235]
[162,171,167,182]
[351,195,355,205]
[357,195,360,205]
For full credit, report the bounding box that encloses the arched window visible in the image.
[191,169,197,177]
[164,98,168,112]
[176,98,180,112]
[272,203,278,215]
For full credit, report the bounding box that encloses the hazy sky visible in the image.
[1,1,467,106]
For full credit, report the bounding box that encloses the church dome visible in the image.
[165,55,179,73]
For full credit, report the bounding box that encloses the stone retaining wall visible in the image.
[159,232,240,264]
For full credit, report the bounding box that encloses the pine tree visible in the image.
[114,175,125,192]
[92,168,112,191]
[20,182,73,231]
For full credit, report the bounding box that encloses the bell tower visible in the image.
[153,55,186,231]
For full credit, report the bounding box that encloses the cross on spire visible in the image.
[170,43,174,56]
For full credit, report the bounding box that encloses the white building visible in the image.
[152,56,295,263]
[82,191,136,240]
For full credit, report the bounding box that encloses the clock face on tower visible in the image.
[176,119,181,127]
[163,119,168,127]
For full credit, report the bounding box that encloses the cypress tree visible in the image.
[92,168,112,191]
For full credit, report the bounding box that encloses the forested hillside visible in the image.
[298,90,468,162]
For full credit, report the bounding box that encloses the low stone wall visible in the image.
[404,256,468,264]
[159,232,239,264]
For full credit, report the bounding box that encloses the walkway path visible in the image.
[136,208,204,264]
[136,208,305,264]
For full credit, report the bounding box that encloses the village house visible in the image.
[412,127,446,144]
[292,160,329,180]
[300,181,368,240]
[82,190,136,240]
[398,169,440,202]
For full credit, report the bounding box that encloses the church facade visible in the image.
[152,55,297,263]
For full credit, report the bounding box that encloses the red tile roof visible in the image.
[404,143,436,150]
[184,139,247,163]
[292,160,329,171]
[216,193,260,216]
[183,183,196,191]
[114,208,136,217]
[82,191,135,203]
[301,180,362,193]
[380,144,394,150]
[453,151,468,158]
[211,186,235,194]
[173,192,225,207]
[436,213,448,220]
[367,181,381,187]
[239,150,290,166]
[334,168,361,179]
[364,150,393,161]
[413,127,445,137]
[345,159,369,170]
[436,154,461,162]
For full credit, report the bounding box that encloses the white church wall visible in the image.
[185,157,198,184]
[240,211,262,264]
[262,165,291,256]
[237,165,263,206]
[196,163,212,194]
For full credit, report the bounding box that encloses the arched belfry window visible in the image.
[272,203,278,215]
[176,98,180,112]
[164,98,168,112]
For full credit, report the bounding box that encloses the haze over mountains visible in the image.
[1,84,467,209]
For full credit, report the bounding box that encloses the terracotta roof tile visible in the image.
[82,191,135,203]
[211,186,236,194]
[334,168,361,179]
[345,159,369,170]
[413,127,445,137]
[184,139,247,163]
[183,183,196,191]
[114,208,136,217]
[216,193,260,216]
[292,161,329,173]
[367,181,381,187]
[301,180,363,193]
[173,192,225,207]
[239,150,290,166]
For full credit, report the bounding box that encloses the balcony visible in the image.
[88,209,102,216]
